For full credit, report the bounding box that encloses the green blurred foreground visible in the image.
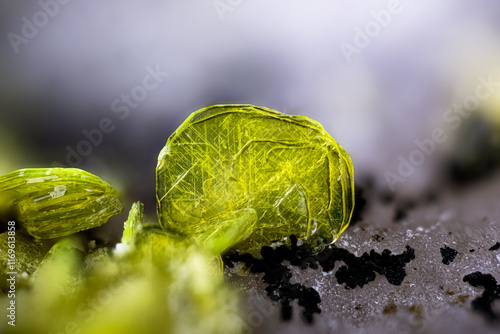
[0,202,246,334]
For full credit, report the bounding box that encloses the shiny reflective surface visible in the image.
[0,168,122,239]
[157,105,355,254]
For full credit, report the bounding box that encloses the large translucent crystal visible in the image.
[156,105,355,254]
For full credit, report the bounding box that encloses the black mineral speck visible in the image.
[315,244,415,288]
[440,246,459,265]
[393,207,407,222]
[424,190,438,203]
[379,190,395,204]
[488,242,500,251]
[350,185,367,226]
[224,236,416,324]
[463,272,500,321]
[393,200,416,222]
[223,235,321,324]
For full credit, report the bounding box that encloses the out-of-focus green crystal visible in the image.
[0,168,122,239]
[32,237,85,293]
[0,204,246,334]
[191,208,257,254]
[156,105,355,254]
[0,231,50,292]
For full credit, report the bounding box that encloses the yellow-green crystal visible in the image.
[156,105,355,254]
[0,204,245,334]
[0,168,122,239]
[121,201,144,245]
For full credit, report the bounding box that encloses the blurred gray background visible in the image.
[1,0,500,239]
